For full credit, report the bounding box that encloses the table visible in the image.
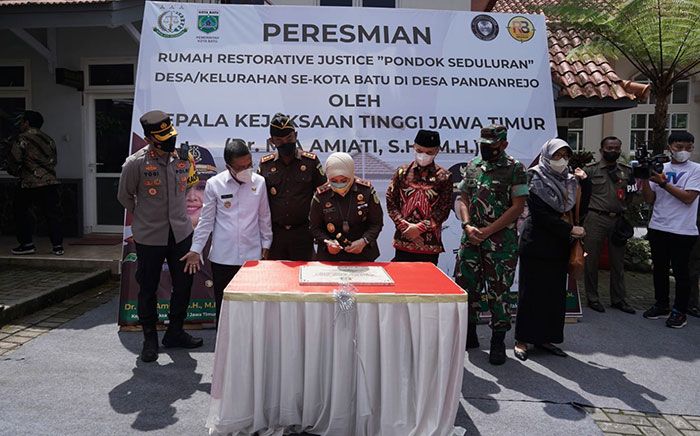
[206,261,468,436]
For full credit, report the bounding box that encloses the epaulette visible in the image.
[301,151,317,160]
[316,183,332,194]
[355,178,372,187]
[585,161,597,167]
[260,153,275,164]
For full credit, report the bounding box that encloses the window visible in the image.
[0,61,30,148]
[321,0,352,5]
[633,74,690,105]
[0,66,25,88]
[629,113,688,147]
[566,119,584,152]
[363,0,395,7]
[88,64,134,87]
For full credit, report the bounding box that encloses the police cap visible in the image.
[140,110,177,142]
[269,113,296,137]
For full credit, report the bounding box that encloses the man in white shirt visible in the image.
[640,131,700,329]
[181,139,272,325]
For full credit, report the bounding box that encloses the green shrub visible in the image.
[625,237,652,272]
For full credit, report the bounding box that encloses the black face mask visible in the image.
[156,136,177,153]
[480,144,501,162]
[277,142,297,157]
[602,151,620,162]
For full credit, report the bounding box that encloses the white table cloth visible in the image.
[206,261,468,436]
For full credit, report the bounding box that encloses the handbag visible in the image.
[568,187,586,279]
[611,216,634,246]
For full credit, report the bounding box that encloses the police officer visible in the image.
[117,110,203,363]
[386,129,453,265]
[309,152,383,261]
[454,125,528,365]
[6,110,64,256]
[580,136,636,314]
[258,113,326,260]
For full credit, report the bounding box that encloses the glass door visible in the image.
[86,94,133,233]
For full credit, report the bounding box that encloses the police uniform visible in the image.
[258,148,326,260]
[309,178,383,261]
[582,159,634,308]
[117,110,201,354]
[386,129,453,264]
[456,127,529,333]
[6,114,63,252]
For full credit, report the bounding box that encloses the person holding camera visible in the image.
[580,136,636,314]
[641,131,700,329]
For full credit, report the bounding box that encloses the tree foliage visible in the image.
[542,0,700,152]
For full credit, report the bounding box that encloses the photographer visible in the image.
[641,131,700,328]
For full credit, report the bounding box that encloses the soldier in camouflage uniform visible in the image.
[454,125,528,365]
[5,110,64,256]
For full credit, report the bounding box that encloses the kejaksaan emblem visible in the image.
[198,15,219,34]
[154,10,187,38]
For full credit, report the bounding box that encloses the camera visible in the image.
[630,144,670,179]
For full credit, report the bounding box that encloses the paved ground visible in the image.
[0,273,698,436]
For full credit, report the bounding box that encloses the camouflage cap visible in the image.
[478,124,507,145]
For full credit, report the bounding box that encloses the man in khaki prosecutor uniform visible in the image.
[581,136,636,314]
[118,110,204,363]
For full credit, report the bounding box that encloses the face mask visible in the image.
[480,144,501,162]
[233,168,253,183]
[330,180,351,196]
[415,152,435,167]
[673,150,691,163]
[277,142,296,157]
[602,151,620,162]
[156,136,177,153]
[549,158,569,174]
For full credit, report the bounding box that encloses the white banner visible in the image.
[131,1,556,274]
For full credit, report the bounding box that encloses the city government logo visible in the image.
[154,10,188,38]
[471,15,499,41]
[198,13,219,34]
[507,16,535,42]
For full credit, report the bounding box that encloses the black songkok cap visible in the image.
[414,129,441,148]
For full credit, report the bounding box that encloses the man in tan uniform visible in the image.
[581,136,636,314]
[118,110,203,363]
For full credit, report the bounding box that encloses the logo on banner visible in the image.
[154,10,188,38]
[507,16,535,42]
[471,15,499,41]
[198,13,219,33]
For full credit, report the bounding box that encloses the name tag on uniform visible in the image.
[221,194,233,199]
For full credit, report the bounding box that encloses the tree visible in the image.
[541,0,700,153]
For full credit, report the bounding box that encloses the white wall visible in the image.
[0,26,138,180]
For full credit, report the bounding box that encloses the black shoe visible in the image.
[666,310,687,329]
[514,344,528,361]
[52,245,64,256]
[611,301,636,314]
[535,343,568,357]
[11,244,36,255]
[687,306,700,318]
[140,334,159,363]
[466,323,480,350]
[588,301,605,313]
[643,305,671,319]
[488,331,507,365]
[162,330,204,349]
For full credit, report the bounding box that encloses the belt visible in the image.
[589,208,622,218]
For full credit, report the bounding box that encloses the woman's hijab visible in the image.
[325,152,355,179]
[529,138,577,213]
